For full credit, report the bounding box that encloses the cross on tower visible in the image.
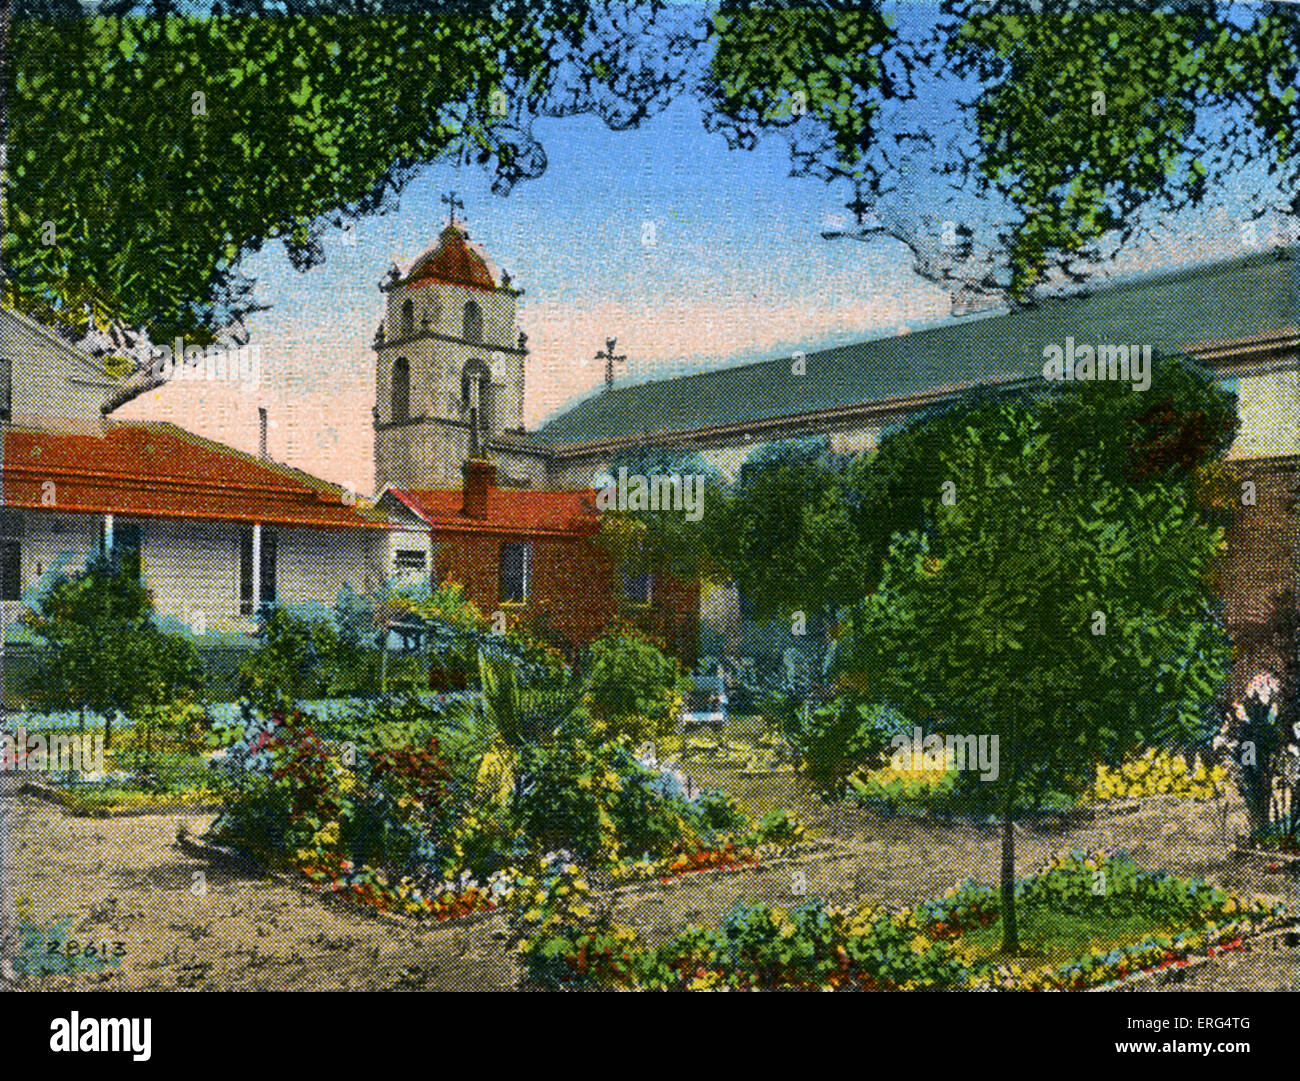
[844,188,872,226]
[595,337,626,390]
[441,190,465,227]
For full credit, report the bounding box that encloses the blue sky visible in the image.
[118,1,1291,492]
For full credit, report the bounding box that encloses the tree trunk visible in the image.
[104,710,113,750]
[999,805,1018,954]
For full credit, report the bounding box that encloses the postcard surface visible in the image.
[1,0,1298,1039]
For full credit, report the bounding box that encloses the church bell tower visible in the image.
[373,193,528,491]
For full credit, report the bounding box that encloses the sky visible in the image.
[115,8,1283,496]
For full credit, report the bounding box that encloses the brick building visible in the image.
[379,457,699,661]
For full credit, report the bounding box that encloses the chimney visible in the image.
[462,457,496,519]
[258,407,268,460]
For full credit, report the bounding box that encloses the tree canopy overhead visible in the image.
[3,0,1296,358]
[4,0,654,345]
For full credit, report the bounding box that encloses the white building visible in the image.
[0,307,428,649]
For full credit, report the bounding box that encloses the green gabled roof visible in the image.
[535,247,1298,449]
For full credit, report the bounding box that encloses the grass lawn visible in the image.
[14,724,225,814]
[33,783,221,816]
[954,908,1191,965]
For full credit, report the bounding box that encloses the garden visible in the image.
[504,849,1289,991]
[7,351,1299,992]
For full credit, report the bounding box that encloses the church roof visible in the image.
[534,247,1299,451]
[403,223,500,292]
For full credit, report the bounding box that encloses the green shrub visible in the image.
[515,736,621,863]
[212,706,455,878]
[1016,851,1237,923]
[691,789,748,837]
[749,808,806,846]
[608,762,700,859]
[584,628,683,743]
[637,901,974,991]
[239,606,345,708]
[785,695,896,797]
[508,855,639,989]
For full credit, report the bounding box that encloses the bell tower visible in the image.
[373,194,528,491]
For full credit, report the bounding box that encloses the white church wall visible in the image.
[1225,367,1300,461]
[136,518,241,630]
[828,424,882,458]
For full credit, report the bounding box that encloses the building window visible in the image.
[0,512,20,601]
[621,570,652,606]
[116,523,142,579]
[391,357,410,422]
[499,541,531,604]
[0,510,20,603]
[0,358,11,422]
[461,360,493,434]
[239,530,254,615]
[401,298,415,335]
[101,520,142,579]
[261,531,278,606]
[463,300,483,343]
[239,528,278,615]
[0,540,19,601]
[461,361,489,407]
[394,549,427,574]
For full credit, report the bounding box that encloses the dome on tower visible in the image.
[402,223,503,291]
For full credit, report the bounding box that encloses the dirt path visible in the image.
[4,798,517,991]
[4,788,1296,991]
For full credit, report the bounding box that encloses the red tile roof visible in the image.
[389,486,601,537]
[2,422,392,530]
[404,225,498,292]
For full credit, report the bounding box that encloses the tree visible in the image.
[845,350,1239,571]
[943,0,1300,299]
[713,438,865,658]
[238,604,346,710]
[3,1,684,346]
[24,551,202,748]
[598,445,730,583]
[837,402,1231,953]
[704,1,1300,307]
[704,0,899,189]
[584,625,683,744]
[7,1,1296,350]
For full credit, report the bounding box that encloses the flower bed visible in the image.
[848,748,1228,818]
[507,849,1289,991]
[1088,748,1227,803]
[297,852,511,922]
[606,809,808,884]
[848,762,957,811]
[609,841,760,884]
[204,703,811,923]
[972,919,1277,991]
